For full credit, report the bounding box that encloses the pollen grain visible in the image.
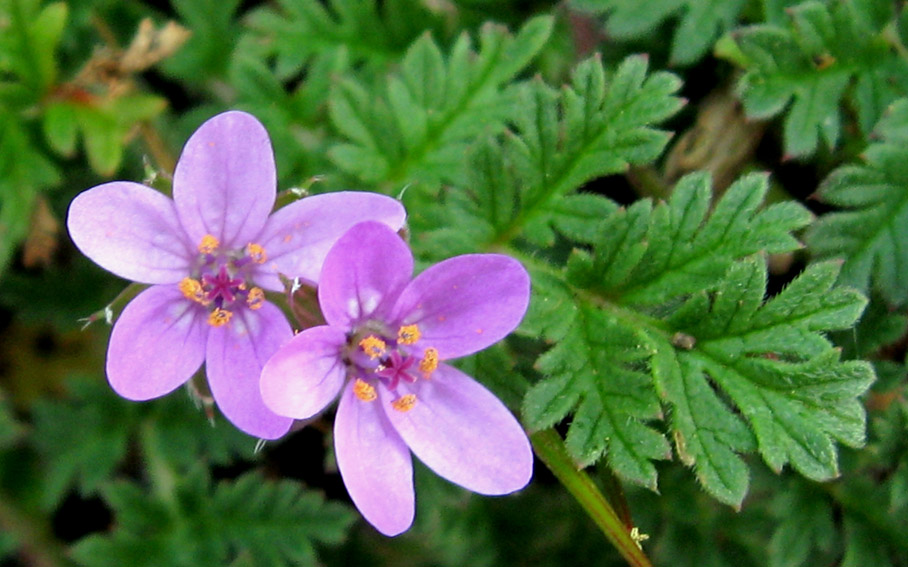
[246,287,265,310]
[198,234,220,254]
[246,242,267,264]
[359,335,387,359]
[353,378,377,402]
[391,394,417,412]
[179,277,207,304]
[419,347,439,378]
[397,324,421,345]
[208,308,233,327]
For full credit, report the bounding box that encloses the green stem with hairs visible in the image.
[530,428,653,567]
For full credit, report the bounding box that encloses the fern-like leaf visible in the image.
[523,173,872,506]
[571,0,747,65]
[420,54,682,251]
[728,0,908,157]
[71,468,355,567]
[806,100,908,306]
[327,15,554,187]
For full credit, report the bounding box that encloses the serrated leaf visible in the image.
[729,0,908,157]
[572,0,746,65]
[678,259,873,481]
[525,306,669,489]
[72,467,355,567]
[427,54,681,249]
[589,172,812,305]
[524,174,872,506]
[806,141,908,306]
[245,0,443,79]
[327,15,554,188]
[650,345,754,506]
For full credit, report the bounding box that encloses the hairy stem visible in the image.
[530,428,653,567]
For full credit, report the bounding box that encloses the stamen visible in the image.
[391,394,417,412]
[246,287,265,310]
[353,378,377,402]
[359,335,387,359]
[397,324,421,345]
[198,234,220,254]
[246,243,267,264]
[208,308,233,327]
[419,347,439,377]
[179,277,207,304]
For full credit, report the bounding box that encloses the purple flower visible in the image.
[67,111,406,439]
[260,221,533,535]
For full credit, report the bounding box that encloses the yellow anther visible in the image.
[246,243,267,264]
[208,308,232,327]
[353,378,377,402]
[391,394,417,412]
[419,347,439,377]
[397,324,421,345]
[359,335,387,359]
[179,277,207,304]
[198,234,220,254]
[246,287,265,310]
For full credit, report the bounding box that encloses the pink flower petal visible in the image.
[67,182,191,284]
[384,363,533,495]
[253,192,407,291]
[335,381,415,536]
[173,111,276,249]
[205,302,294,439]
[106,285,207,400]
[260,325,347,419]
[391,255,530,360]
[318,221,413,328]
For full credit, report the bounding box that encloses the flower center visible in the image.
[347,323,438,412]
[179,234,268,327]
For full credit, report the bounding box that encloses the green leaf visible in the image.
[594,172,813,305]
[522,173,872,506]
[327,15,554,187]
[525,306,669,489]
[767,480,835,567]
[650,344,754,506]
[69,94,166,176]
[71,468,355,567]
[728,0,908,157]
[841,516,894,567]
[426,54,682,249]
[677,260,872,482]
[245,0,444,79]
[571,0,747,65]
[806,129,908,306]
[0,108,60,277]
[162,0,242,82]
[31,380,137,510]
[42,101,78,156]
[0,0,67,94]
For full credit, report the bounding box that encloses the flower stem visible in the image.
[530,428,653,567]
